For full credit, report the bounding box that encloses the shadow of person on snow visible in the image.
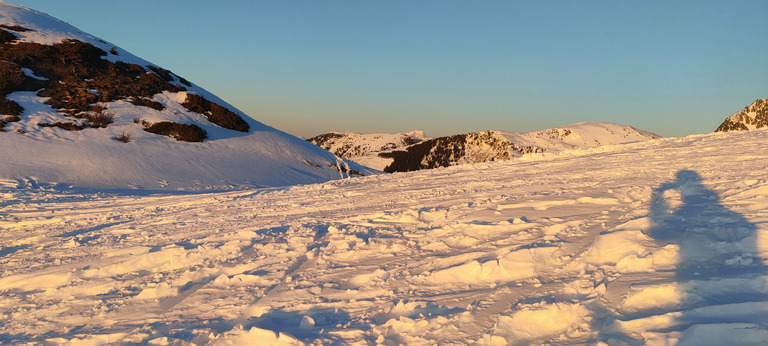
[639,170,768,342]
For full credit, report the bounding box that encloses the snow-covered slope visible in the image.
[308,130,430,171]
[381,122,660,172]
[715,98,768,132]
[2,129,767,344]
[0,2,373,190]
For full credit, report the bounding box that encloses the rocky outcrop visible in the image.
[715,99,768,132]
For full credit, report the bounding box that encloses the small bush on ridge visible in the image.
[113,131,132,143]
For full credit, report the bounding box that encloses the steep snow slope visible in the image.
[308,130,429,171]
[381,122,659,172]
[716,98,768,132]
[0,2,372,190]
[1,129,767,344]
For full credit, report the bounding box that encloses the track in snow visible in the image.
[1,130,767,344]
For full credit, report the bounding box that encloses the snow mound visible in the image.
[0,2,375,190]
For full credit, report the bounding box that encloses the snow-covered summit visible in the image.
[0,2,374,190]
[715,98,768,132]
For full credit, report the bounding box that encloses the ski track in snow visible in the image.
[1,130,768,344]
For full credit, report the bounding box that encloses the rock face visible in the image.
[379,131,523,172]
[715,99,768,132]
[378,122,660,173]
[0,3,373,190]
[308,130,430,171]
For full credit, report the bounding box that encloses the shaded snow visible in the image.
[1,129,766,344]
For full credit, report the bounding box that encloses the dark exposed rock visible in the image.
[715,99,768,132]
[380,131,516,173]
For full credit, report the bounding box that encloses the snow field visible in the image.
[1,129,767,344]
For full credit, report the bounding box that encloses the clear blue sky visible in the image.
[11,1,768,138]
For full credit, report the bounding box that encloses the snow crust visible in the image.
[1,129,767,344]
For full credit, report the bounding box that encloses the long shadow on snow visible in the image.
[242,307,362,343]
[600,170,768,344]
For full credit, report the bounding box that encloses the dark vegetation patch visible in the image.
[38,121,87,131]
[182,93,249,132]
[0,34,194,131]
[128,97,164,111]
[178,76,191,87]
[147,65,174,82]
[0,99,23,116]
[0,59,32,117]
[0,28,18,44]
[143,121,207,142]
[0,25,32,32]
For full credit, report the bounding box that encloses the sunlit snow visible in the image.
[2,129,767,344]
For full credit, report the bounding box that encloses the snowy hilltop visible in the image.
[715,98,768,132]
[1,128,767,344]
[0,2,373,190]
[307,130,430,171]
[312,122,660,172]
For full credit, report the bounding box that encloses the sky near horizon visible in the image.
[9,1,768,138]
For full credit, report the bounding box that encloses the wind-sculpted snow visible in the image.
[1,129,767,344]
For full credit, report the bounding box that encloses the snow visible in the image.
[496,121,661,156]
[1,128,767,344]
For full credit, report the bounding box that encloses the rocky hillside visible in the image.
[308,130,430,171]
[379,122,660,172]
[715,98,768,132]
[0,3,372,189]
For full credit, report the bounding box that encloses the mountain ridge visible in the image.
[310,122,661,172]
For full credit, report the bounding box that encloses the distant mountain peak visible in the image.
[715,99,768,132]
